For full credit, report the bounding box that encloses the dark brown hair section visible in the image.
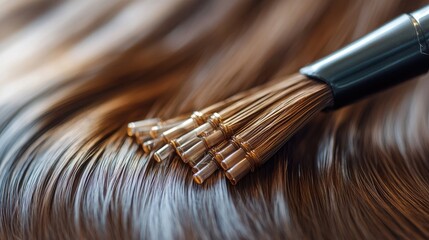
[0,0,428,239]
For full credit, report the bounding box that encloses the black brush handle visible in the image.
[300,5,429,109]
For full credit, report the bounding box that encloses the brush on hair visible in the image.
[127,5,429,184]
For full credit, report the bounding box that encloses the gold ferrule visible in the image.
[231,135,253,153]
[220,148,246,170]
[244,150,259,171]
[127,118,160,137]
[208,112,223,128]
[191,111,206,125]
[142,140,154,153]
[187,138,221,168]
[170,131,194,148]
[135,129,151,139]
[171,122,214,148]
[195,122,215,136]
[202,130,225,150]
[142,138,164,153]
[149,125,163,139]
[175,137,201,157]
[191,153,212,172]
[150,120,186,139]
[161,118,197,142]
[218,123,233,139]
[231,135,258,171]
[213,143,238,165]
[153,144,175,162]
[207,147,217,157]
[193,160,218,185]
[225,158,252,185]
[127,123,136,137]
[181,140,206,163]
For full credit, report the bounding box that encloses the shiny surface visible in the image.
[411,5,429,53]
[301,6,429,108]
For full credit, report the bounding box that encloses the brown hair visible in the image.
[1,0,428,239]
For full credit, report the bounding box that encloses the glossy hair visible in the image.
[0,0,428,239]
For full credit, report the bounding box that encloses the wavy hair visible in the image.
[0,0,428,239]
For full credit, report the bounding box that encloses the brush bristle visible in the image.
[127,74,333,185]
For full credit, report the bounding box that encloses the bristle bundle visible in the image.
[127,74,333,184]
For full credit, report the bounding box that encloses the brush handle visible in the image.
[300,5,429,109]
